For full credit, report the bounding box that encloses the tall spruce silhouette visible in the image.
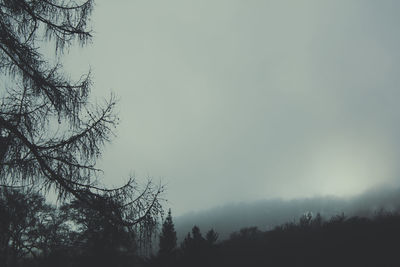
[158,209,177,256]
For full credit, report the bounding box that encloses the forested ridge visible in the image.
[150,210,400,267]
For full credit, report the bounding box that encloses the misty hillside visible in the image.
[175,185,400,240]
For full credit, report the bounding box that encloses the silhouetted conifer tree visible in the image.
[158,209,177,256]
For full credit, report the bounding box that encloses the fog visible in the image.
[63,0,400,215]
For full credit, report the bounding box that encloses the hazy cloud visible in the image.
[63,0,400,215]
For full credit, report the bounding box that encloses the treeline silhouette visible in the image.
[2,187,400,267]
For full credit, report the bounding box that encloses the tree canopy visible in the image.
[0,0,163,228]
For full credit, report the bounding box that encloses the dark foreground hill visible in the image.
[217,212,400,267]
[149,211,400,267]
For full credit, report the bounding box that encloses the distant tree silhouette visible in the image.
[299,211,313,228]
[229,226,263,241]
[180,232,192,251]
[181,226,206,251]
[205,229,219,245]
[179,226,209,266]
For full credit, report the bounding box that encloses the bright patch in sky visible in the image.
[308,133,396,197]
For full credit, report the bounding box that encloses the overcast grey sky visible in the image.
[63,0,400,215]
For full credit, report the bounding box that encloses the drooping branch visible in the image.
[0,0,164,232]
